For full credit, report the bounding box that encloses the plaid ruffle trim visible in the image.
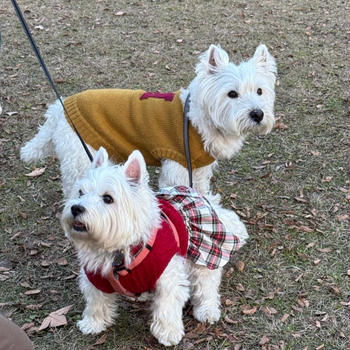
[156,186,240,269]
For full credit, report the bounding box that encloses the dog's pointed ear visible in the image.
[197,44,229,74]
[253,44,277,84]
[92,147,109,168]
[124,150,147,184]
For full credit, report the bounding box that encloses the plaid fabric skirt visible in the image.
[156,186,240,269]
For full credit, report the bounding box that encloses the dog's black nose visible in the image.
[249,109,264,123]
[71,204,85,217]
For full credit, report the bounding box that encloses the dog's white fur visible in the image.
[61,147,248,346]
[21,44,276,196]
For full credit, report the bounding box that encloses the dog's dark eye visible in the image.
[79,190,84,197]
[103,194,114,204]
[257,88,263,95]
[228,90,239,99]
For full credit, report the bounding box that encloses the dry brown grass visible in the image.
[0,0,349,349]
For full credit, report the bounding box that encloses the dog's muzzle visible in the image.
[249,109,264,124]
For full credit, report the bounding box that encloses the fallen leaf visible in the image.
[19,212,28,219]
[274,121,288,130]
[224,298,236,306]
[321,176,332,183]
[224,316,236,324]
[321,314,329,322]
[235,260,245,272]
[57,258,68,266]
[314,311,326,316]
[20,282,31,288]
[38,305,73,331]
[236,283,245,292]
[21,322,35,331]
[310,150,320,156]
[25,289,41,295]
[6,111,18,116]
[294,196,308,203]
[317,247,332,253]
[303,299,310,308]
[261,306,278,315]
[41,260,51,267]
[306,241,316,249]
[63,274,77,280]
[291,305,303,313]
[297,225,313,233]
[313,259,321,265]
[26,304,43,310]
[40,241,52,248]
[225,267,234,278]
[94,333,108,345]
[259,335,270,345]
[241,306,257,315]
[336,214,349,222]
[25,167,46,177]
[316,344,324,350]
[54,79,65,84]
[311,208,318,216]
[295,273,303,282]
[281,314,289,322]
[330,286,341,295]
[29,249,39,256]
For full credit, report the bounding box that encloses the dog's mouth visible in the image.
[72,220,87,232]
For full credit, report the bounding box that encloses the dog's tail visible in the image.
[20,100,61,163]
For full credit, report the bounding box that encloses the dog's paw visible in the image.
[193,305,221,324]
[77,317,107,335]
[150,319,184,346]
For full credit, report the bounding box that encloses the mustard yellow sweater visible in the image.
[64,89,215,168]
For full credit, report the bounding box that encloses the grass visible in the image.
[1,0,349,349]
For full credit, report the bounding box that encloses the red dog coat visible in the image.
[85,198,188,297]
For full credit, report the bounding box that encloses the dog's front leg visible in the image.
[160,160,215,195]
[77,270,118,334]
[150,255,190,346]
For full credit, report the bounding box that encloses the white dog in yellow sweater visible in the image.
[21,44,276,196]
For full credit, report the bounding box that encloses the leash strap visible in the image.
[11,0,93,162]
[183,93,193,188]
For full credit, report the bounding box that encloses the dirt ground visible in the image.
[0,0,349,349]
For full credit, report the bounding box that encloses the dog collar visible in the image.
[112,212,180,276]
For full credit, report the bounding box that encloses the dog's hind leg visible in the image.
[150,255,190,346]
[188,264,222,324]
[20,100,62,163]
[77,269,118,335]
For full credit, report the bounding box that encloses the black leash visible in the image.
[11,0,194,183]
[183,93,193,188]
[11,0,93,162]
